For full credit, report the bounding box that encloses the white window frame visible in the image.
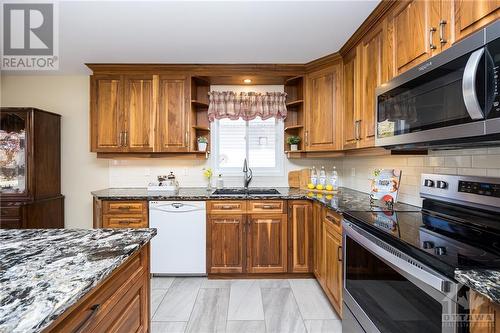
[211,118,284,176]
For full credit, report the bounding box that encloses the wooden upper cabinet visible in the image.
[90,75,124,152]
[305,64,342,151]
[359,25,383,148]
[288,201,312,273]
[454,0,500,42]
[157,76,189,152]
[342,47,360,150]
[207,214,245,274]
[389,0,441,75]
[123,75,156,152]
[246,214,287,273]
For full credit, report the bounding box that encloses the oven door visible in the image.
[375,31,487,147]
[342,220,463,333]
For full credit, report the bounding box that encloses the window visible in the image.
[212,117,284,175]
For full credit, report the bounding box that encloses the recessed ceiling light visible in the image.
[243,79,252,84]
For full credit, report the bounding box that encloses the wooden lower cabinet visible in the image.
[469,290,500,333]
[45,245,150,333]
[94,199,148,228]
[207,214,246,274]
[289,201,313,273]
[314,206,343,317]
[247,214,288,273]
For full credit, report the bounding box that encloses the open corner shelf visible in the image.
[192,125,210,131]
[284,125,303,131]
[191,100,209,108]
[286,100,303,107]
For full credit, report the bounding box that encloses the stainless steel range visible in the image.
[342,174,500,333]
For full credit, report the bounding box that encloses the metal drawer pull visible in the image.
[439,20,447,44]
[118,220,132,224]
[117,206,132,210]
[429,27,437,50]
[325,215,339,224]
[214,219,238,224]
[338,246,342,262]
[75,304,100,333]
[260,204,278,209]
[220,205,236,209]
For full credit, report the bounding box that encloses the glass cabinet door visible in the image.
[0,112,27,194]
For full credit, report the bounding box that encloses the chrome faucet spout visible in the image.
[242,158,253,190]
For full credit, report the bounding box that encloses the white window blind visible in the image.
[212,117,283,175]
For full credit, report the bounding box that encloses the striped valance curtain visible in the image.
[207,91,287,122]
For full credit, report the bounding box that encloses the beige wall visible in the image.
[1,75,109,229]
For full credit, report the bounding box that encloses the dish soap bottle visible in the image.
[329,166,339,190]
[310,166,318,186]
[319,166,327,187]
[216,174,224,189]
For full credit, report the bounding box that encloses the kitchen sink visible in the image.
[211,188,281,196]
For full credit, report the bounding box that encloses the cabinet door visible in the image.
[359,26,383,148]
[247,214,287,273]
[90,75,124,152]
[123,75,156,152]
[454,0,500,42]
[157,76,189,152]
[342,48,360,150]
[305,64,342,151]
[312,203,324,280]
[324,220,342,315]
[289,201,312,273]
[207,214,245,274]
[390,0,440,74]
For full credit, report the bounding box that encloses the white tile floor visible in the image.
[150,277,342,333]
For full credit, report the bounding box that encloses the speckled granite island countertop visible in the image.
[91,187,420,213]
[0,228,156,333]
[455,269,500,304]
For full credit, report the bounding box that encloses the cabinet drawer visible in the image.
[103,201,146,214]
[324,209,342,235]
[247,200,285,214]
[47,246,149,333]
[0,218,22,229]
[103,215,148,228]
[0,206,21,219]
[208,201,246,214]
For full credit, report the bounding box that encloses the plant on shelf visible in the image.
[287,135,301,151]
[197,136,208,152]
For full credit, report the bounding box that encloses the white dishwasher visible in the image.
[149,201,206,276]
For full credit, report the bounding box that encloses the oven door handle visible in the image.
[343,220,454,294]
[462,47,485,120]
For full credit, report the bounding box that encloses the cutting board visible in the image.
[288,168,311,188]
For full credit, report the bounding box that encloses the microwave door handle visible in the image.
[462,47,485,120]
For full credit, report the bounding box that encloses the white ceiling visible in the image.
[6,1,381,74]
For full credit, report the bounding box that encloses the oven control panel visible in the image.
[458,181,500,197]
[421,174,500,210]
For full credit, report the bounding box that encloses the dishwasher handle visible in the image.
[150,202,205,213]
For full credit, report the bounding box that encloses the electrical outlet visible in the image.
[351,167,356,177]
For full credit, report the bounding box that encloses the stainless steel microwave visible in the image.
[375,20,500,149]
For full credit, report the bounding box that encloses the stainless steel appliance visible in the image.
[375,20,500,149]
[342,174,500,332]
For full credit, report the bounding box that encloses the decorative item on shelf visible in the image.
[203,167,213,191]
[286,135,301,151]
[197,136,208,152]
[370,169,402,204]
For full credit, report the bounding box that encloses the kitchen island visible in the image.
[0,228,156,333]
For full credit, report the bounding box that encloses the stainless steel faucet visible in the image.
[242,158,253,190]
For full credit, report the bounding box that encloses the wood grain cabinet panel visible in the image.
[248,200,285,214]
[389,0,441,75]
[207,201,246,214]
[342,47,361,150]
[157,76,189,152]
[305,64,342,151]
[123,75,156,152]
[312,202,324,280]
[207,214,246,274]
[95,200,148,229]
[469,290,500,333]
[454,0,500,42]
[246,214,288,273]
[323,215,343,317]
[91,75,124,152]
[288,201,312,273]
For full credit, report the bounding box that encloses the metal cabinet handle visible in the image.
[124,131,128,146]
[354,120,361,140]
[117,206,132,210]
[338,246,342,262]
[118,220,132,224]
[221,205,235,210]
[429,27,437,50]
[439,20,447,44]
[305,131,309,146]
[119,132,124,147]
[185,131,189,147]
[325,214,339,225]
[75,304,100,333]
[261,205,276,209]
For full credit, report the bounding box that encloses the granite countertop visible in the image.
[91,186,420,213]
[0,228,156,333]
[455,269,500,304]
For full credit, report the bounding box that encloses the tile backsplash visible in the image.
[340,147,500,207]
